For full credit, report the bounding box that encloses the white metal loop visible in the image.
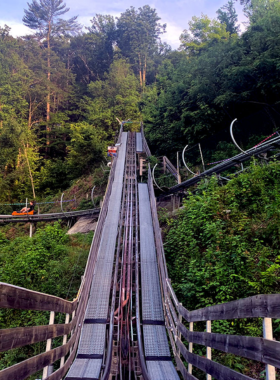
[182,144,196,176]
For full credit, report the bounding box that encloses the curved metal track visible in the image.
[165,134,280,195]
[0,208,100,223]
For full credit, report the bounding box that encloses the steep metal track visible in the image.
[66,130,180,379]
[66,132,128,380]
[138,183,179,380]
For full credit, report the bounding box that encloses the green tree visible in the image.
[116,6,166,89]
[70,15,116,87]
[0,27,40,200]
[180,14,229,54]
[243,0,280,23]
[217,0,240,34]
[67,122,106,179]
[23,0,80,130]
[83,59,141,136]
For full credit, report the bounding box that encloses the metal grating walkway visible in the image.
[136,132,143,153]
[66,132,128,380]
[138,183,180,380]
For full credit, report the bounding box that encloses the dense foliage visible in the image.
[163,161,280,377]
[142,0,280,160]
[0,2,167,202]
[1,0,280,202]
[165,162,280,329]
[0,223,92,369]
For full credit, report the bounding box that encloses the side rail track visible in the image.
[0,208,100,224]
[146,162,280,380]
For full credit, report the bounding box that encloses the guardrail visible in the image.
[146,164,280,380]
[0,131,121,380]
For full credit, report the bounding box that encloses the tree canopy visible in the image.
[0,0,280,202]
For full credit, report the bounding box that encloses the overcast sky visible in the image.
[0,0,247,48]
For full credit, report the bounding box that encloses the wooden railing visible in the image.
[147,164,280,380]
[0,131,122,380]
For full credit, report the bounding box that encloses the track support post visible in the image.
[42,311,55,379]
[206,320,212,380]
[29,223,33,238]
[188,322,193,374]
[60,313,70,374]
[263,318,276,380]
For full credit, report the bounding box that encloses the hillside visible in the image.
[163,161,280,378]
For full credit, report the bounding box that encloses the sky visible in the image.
[0,0,248,48]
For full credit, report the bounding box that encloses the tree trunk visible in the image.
[143,55,147,91]
[46,22,51,154]
[23,144,36,199]
[138,53,143,88]
[16,148,22,169]
[28,95,32,129]
[0,96,2,129]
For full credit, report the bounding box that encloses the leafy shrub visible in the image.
[165,161,280,338]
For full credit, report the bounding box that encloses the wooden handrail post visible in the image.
[60,313,70,371]
[42,311,55,379]
[206,320,212,380]
[263,318,276,380]
[188,322,193,374]
[69,309,76,354]
[177,304,182,358]
[177,151,181,184]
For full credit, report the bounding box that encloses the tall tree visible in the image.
[242,0,280,23]
[70,15,116,87]
[116,6,166,89]
[83,59,141,136]
[180,15,229,55]
[217,0,240,34]
[22,0,80,126]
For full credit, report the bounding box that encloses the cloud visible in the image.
[1,0,248,47]
[162,22,182,49]
[0,20,30,37]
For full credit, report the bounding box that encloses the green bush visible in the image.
[165,161,280,338]
[0,223,93,370]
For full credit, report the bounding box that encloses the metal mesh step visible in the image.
[77,324,106,356]
[66,358,102,379]
[136,132,143,152]
[146,361,180,380]
[143,325,170,357]
[141,261,163,321]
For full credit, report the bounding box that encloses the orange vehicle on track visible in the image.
[12,210,35,216]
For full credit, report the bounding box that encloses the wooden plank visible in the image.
[0,282,77,313]
[176,338,254,380]
[175,355,198,380]
[46,343,77,380]
[178,294,280,322]
[177,322,280,368]
[0,319,77,352]
[0,330,77,380]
